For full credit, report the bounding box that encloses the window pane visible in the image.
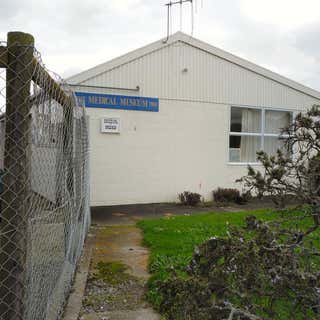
[230,107,261,133]
[229,135,262,162]
[264,136,290,156]
[265,110,292,134]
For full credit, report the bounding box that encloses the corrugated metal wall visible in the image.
[81,41,320,110]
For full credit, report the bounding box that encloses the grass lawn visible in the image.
[137,208,320,317]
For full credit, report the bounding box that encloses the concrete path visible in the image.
[79,224,160,320]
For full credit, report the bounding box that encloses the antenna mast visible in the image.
[164,0,197,43]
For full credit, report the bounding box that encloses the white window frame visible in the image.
[228,105,294,165]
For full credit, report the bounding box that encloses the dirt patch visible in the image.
[79,225,159,320]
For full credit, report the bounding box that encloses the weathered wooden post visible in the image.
[0,31,34,320]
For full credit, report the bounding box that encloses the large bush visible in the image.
[158,215,320,320]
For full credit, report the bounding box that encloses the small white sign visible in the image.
[101,117,120,133]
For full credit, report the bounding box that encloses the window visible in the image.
[229,107,293,163]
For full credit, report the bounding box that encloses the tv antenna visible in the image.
[164,0,203,43]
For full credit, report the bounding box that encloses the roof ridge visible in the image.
[67,32,320,100]
[67,33,181,84]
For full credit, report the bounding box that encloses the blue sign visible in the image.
[75,92,159,112]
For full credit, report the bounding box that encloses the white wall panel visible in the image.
[87,100,262,206]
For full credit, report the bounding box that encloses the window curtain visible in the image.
[240,109,261,162]
[264,137,283,155]
[265,110,290,134]
[264,111,290,155]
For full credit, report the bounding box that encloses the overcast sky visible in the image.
[1,0,320,90]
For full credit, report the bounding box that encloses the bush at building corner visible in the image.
[178,191,201,206]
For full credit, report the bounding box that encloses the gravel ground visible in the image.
[79,226,160,320]
[82,273,147,314]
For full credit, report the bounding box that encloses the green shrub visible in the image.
[213,188,239,203]
[213,188,250,205]
[178,191,201,206]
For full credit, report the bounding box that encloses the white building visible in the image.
[68,32,320,207]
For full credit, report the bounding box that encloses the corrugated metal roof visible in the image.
[67,31,320,100]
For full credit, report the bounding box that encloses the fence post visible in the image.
[0,31,34,320]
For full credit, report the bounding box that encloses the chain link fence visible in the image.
[0,32,90,320]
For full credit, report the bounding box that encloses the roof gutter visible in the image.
[67,83,140,92]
